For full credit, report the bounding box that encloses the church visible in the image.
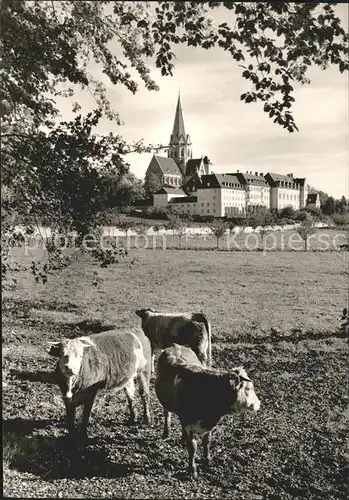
[144,94,212,189]
[146,95,308,217]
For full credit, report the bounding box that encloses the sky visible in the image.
[57,3,348,199]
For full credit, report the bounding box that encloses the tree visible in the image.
[2,1,348,286]
[164,213,188,248]
[296,222,316,251]
[246,212,265,230]
[259,228,271,251]
[144,172,162,197]
[279,205,296,220]
[208,219,229,249]
[100,171,145,210]
[322,197,336,215]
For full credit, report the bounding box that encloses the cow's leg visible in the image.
[63,398,76,435]
[151,352,155,375]
[162,409,171,439]
[180,422,187,447]
[203,431,212,466]
[183,427,198,479]
[80,389,98,436]
[124,378,138,424]
[137,371,151,425]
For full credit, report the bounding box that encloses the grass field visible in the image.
[2,247,349,499]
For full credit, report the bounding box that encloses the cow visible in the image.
[135,308,212,374]
[48,327,151,437]
[155,343,261,479]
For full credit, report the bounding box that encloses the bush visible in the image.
[279,205,296,219]
[332,214,349,227]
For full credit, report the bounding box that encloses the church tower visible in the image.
[168,93,192,176]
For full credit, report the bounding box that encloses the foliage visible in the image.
[207,219,229,249]
[246,212,265,229]
[279,205,296,220]
[332,213,349,227]
[296,222,316,251]
[100,171,145,210]
[2,0,348,286]
[144,172,162,197]
[149,2,348,132]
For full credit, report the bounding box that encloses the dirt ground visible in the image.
[2,248,348,499]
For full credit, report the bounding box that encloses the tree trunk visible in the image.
[304,237,308,251]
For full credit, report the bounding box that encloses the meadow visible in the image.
[2,244,348,499]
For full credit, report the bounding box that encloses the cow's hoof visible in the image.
[203,457,211,468]
[126,416,138,426]
[188,467,198,480]
[144,414,151,426]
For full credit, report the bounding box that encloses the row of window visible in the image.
[163,175,181,185]
[279,193,299,200]
[277,181,300,189]
[168,147,190,159]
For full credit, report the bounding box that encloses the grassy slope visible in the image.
[3,249,349,499]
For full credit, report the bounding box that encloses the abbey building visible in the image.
[145,96,309,217]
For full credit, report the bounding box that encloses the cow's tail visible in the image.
[194,312,212,368]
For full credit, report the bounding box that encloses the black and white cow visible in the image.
[155,343,260,479]
[48,328,151,436]
[135,308,212,373]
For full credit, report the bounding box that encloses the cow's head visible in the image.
[48,337,94,377]
[135,308,155,320]
[230,366,260,413]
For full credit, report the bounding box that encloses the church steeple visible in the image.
[168,93,192,174]
[171,92,186,139]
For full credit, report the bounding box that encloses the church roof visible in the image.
[153,155,182,175]
[154,187,186,195]
[186,158,203,177]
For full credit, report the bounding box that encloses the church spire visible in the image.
[168,93,192,174]
[171,92,186,139]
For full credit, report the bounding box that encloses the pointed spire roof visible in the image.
[171,92,186,139]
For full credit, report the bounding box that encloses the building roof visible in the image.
[154,187,186,195]
[306,193,319,204]
[265,172,301,188]
[153,155,182,175]
[186,158,203,177]
[169,196,197,204]
[200,174,244,190]
[233,172,269,186]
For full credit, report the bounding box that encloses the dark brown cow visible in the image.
[155,344,261,479]
[48,328,151,436]
[135,308,212,373]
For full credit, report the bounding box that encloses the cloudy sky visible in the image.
[59,3,348,199]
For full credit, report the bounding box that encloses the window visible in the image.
[207,209,210,213]
[201,203,204,207]
[207,202,210,206]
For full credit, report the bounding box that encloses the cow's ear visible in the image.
[80,338,94,349]
[343,308,348,316]
[229,374,240,388]
[48,342,61,357]
[239,375,251,383]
